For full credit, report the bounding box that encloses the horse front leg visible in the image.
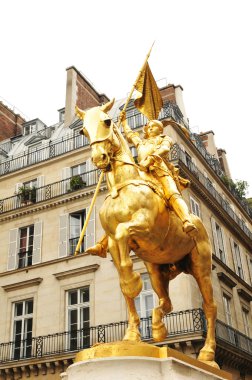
[144,262,176,342]
[115,222,143,299]
[108,237,141,342]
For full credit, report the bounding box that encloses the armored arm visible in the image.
[120,112,142,147]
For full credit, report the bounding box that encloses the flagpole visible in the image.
[117,41,155,127]
[74,170,104,256]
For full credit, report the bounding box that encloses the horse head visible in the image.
[77,99,133,170]
[77,99,119,170]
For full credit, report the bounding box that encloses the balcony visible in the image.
[0,102,186,176]
[0,169,102,215]
[0,309,251,369]
[0,309,204,363]
[170,144,252,241]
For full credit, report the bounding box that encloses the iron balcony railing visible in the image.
[0,148,251,244]
[69,236,85,256]
[0,102,185,176]
[170,144,252,239]
[0,169,102,214]
[18,250,33,269]
[0,308,204,363]
[0,309,251,364]
[216,319,252,354]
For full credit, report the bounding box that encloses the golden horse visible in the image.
[77,99,218,368]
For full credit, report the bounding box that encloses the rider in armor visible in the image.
[87,112,197,258]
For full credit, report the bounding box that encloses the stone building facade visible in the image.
[0,67,251,380]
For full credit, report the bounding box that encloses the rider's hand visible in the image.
[140,156,155,169]
[119,110,126,123]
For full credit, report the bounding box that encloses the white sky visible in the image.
[1,0,252,197]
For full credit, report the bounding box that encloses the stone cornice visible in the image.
[237,288,252,303]
[2,277,43,292]
[217,272,237,289]
[213,254,252,293]
[53,264,99,280]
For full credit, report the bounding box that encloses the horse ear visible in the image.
[75,105,85,120]
[100,98,115,113]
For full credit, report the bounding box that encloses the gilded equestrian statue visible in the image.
[75,99,218,368]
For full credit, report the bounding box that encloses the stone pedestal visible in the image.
[61,341,232,380]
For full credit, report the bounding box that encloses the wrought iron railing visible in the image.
[18,250,33,268]
[0,169,102,214]
[170,144,252,238]
[69,236,85,256]
[0,309,251,364]
[216,319,252,354]
[0,308,204,363]
[0,102,186,176]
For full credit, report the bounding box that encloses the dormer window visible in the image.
[22,119,46,136]
[24,123,37,136]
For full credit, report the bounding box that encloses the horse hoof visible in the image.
[123,327,141,342]
[198,349,215,362]
[152,323,167,342]
[121,273,142,298]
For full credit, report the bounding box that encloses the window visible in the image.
[126,107,147,130]
[71,163,86,177]
[211,219,226,263]
[12,300,33,360]
[69,211,86,255]
[18,225,34,268]
[67,287,90,350]
[24,123,36,136]
[135,274,155,339]
[248,258,252,286]
[242,308,250,337]
[190,197,201,217]
[223,294,232,326]
[232,241,244,279]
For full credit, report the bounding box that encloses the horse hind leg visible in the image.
[189,224,219,368]
[145,262,177,342]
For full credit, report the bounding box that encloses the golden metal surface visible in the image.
[75,341,232,380]
[75,86,218,366]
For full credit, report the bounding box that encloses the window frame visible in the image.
[18,225,34,268]
[190,196,201,218]
[66,287,90,350]
[12,299,33,360]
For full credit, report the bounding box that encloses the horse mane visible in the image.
[113,122,135,163]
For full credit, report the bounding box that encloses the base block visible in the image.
[61,341,232,380]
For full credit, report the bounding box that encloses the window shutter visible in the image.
[15,183,23,208]
[62,167,71,193]
[32,221,43,265]
[62,167,71,180]
[222,230,228,265]
[211,217,218,257]
[8,228,18,270]
[36,175,45,202]
[85,206,95,250]
[15,183,23,193]
[86,158,96,186]
[240,249,249,283]
[230,238,238,273]
[59,214,69,257]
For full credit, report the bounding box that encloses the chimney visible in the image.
[160,84,188,124]
[217,149,231,178]
[64,66,110,127]
[199,131,219,158]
